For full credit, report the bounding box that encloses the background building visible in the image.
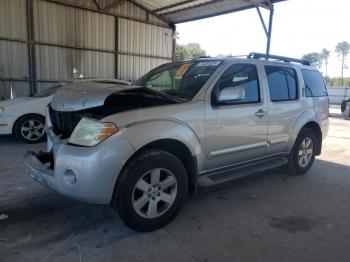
[0,0,279,100]
[0,0,174,100]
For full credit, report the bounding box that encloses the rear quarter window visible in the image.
[302,70,328,97]
[265,66,298,102]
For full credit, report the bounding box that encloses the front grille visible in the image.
[49,107,82,139]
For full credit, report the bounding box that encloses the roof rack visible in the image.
[247,52,311,66]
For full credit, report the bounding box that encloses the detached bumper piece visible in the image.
[24,151,56,189]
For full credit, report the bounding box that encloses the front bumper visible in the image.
[25,131,135,204]
[25,151,55,188]
[0,116,15,135]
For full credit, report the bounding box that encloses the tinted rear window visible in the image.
[302,70,328,97]
[265,66,298,102]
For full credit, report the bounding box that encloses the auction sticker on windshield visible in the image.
[196,61,221,67]
[175,62,193,78]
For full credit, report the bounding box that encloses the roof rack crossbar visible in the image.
[247,52,310,66]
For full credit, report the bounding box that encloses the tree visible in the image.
[335,41,350,86]
[175,44,188,61]
[327,77,350,87]
[320,48,330,80]
[175,43,206,61]
[302,52,322,68]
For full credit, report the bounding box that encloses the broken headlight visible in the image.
[68,118,119,147]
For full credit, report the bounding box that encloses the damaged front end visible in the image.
[24,81,185,204]
[25,151,55,188]
[24,82,162,204]
[24,108,135,204]
[48,82,180,141]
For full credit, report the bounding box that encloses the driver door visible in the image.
[205,63,268,170]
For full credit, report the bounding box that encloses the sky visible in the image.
[176,0,350,78]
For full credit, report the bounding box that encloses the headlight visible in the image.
[68,118,119,147]
[0,107,4,115]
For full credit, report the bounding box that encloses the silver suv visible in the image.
[25,53,329,231]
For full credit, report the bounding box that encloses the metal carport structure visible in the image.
[144,0,285,56]
[0,0,285,100]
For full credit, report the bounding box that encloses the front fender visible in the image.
[122,118,204,172]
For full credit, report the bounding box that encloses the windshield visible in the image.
[34,84,62,97]
[134,60,222,101]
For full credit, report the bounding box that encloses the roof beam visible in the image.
[160,0,225,16]
[256,6,268,36]
[103,0,125,11]
[92,0,101,10]
[153,0,199,13]
[160,0,274,16]
[173,3,260,24]
[249,0,273,10]
[40,0,171,28]
[265,6,274,56]
[127,0,170,24]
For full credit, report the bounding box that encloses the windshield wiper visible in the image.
[144,88,187,103]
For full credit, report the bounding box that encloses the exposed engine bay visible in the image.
[49,88,180,139]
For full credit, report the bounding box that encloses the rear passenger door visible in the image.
[264,65,304,154]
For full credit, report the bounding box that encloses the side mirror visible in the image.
[217,86,245,103]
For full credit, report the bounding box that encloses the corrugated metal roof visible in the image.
[50,0,286,25]
[135,0,286,24]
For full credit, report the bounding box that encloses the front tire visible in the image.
[288,128,316,175]
[112,149,188,232]
[14,115,46,144]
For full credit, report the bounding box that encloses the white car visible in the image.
[0,85,62,143]
[0,79,131,143]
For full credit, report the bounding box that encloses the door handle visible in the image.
[255,109,267,118]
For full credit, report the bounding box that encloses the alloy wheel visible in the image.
[20,119,45,141]
[132,168,177,219]
[298,138,314,167]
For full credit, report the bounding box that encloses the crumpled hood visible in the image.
[47,81,182,139]
[51,81,138,112]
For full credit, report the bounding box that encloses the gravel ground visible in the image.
[1,117,350,262]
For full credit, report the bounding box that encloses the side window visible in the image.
[301,70,328,97]
[212,64,260,105]
[265,66,298,102]
[146,70,174,91]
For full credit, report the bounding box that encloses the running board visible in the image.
[198,157,288,187]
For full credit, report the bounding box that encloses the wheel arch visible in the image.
[118,138,199,197]
[300,121,322,155]
[289,109,323,156]
[12,113,46,135]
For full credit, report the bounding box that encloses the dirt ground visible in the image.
[1,116,350,262]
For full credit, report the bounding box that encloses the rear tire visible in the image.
[112,149,188,232]
[14,115,46,144]
[288,128,316,175]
